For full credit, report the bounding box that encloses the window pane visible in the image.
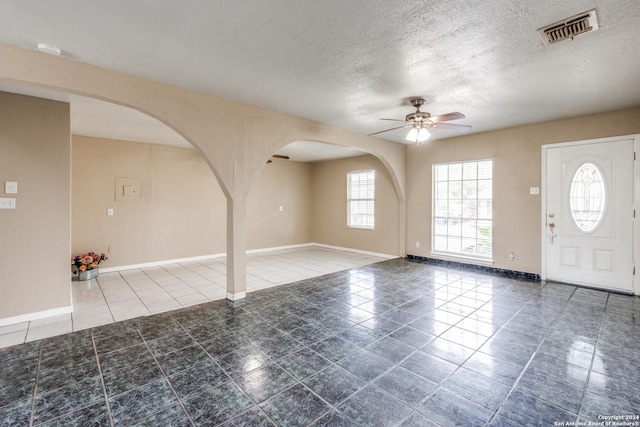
[462,238,476,254]
[463,162,477,180]
[461,219,477,238]
[347,170,375,229]
[434,218,447,234]
[463,200,478,218]
[477,220,492,238]
[449,181,462,199]
[448,236,462,252]
[449,163,462,180]
[435,182,448,200]
[449,201,462,218]
[480,201,493,220]
[434,164,447,181]
[476,239,492,256]
[448,218,461,236]
[478,161,492,179]
[463,181,477,199]
[570,162,605,232]
[478,180,492,198]
[432,160,492,259]
[434,235,447,251]
[434,201,448,217]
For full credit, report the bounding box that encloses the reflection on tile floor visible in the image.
[0,246,389,348]
[1,258,640,426]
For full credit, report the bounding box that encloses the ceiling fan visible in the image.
[369,98,471,143]
[267,154,290,164]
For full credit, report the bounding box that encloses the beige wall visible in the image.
[312,155,401,256]
[247,159,312,249]
[0,92,71,319]
[406,107,640,274]
[72,137,315,268]
[72,136,227,266]
[73,136,396,269]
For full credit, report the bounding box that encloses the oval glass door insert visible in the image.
[569,162,605,232]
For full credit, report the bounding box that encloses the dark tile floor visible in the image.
[1,259,639,426]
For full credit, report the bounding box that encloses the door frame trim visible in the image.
[541,134,640,295]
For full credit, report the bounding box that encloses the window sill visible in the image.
[347,226,374,231]
[429,252,494,266]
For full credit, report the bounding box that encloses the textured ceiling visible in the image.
[1,0,639,159]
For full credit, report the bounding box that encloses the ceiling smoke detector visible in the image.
[37,43,62,56]
[537,9,599,45]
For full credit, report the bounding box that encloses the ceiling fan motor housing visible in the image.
[406,111,432,123]
[406,98,431,127]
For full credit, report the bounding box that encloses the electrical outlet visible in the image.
[509,252,515,261]
[416,241,420,248]
[108,245,114,253]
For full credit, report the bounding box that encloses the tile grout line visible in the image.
[575,292,610,421]
[483,283,580,426]
[121,268,178,317]
[91,329,116,427]
[163,262,218,304]
[393,283,497,424]
[134,326,197,427]
[27,343,43,427]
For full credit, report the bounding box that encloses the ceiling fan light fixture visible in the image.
[406,127,431,143]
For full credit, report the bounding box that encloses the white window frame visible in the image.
[431,159,493,261]
[347,169,375,230]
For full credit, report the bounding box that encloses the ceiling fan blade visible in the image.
[271,154,290,160]
[380,118,407,122]
[429,112,465,123]
[368,124,412,136]
[431,122,472,132]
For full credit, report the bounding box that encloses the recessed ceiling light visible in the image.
[37,43,61,56]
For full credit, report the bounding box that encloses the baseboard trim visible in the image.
[407,254,541,281]
[101,243,397,273]
[312,243,398,260]
[0,306,73,328]
[227,291,246,301]
[246,243,313,254]
[100,252,227,273]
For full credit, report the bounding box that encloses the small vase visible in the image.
[78,268,99,281]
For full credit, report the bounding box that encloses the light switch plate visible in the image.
[530,187,540,195]
[5,181,17,194]
[0,198,16,209]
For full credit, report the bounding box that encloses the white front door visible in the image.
[543,137,635,292]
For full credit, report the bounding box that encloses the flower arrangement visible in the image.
[71,252,108,273]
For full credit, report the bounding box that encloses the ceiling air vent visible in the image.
[537,9,599,45]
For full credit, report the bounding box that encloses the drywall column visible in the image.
[0,92,71,322]
[226,196,247,300]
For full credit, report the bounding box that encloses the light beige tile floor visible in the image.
[0,246,390,349]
